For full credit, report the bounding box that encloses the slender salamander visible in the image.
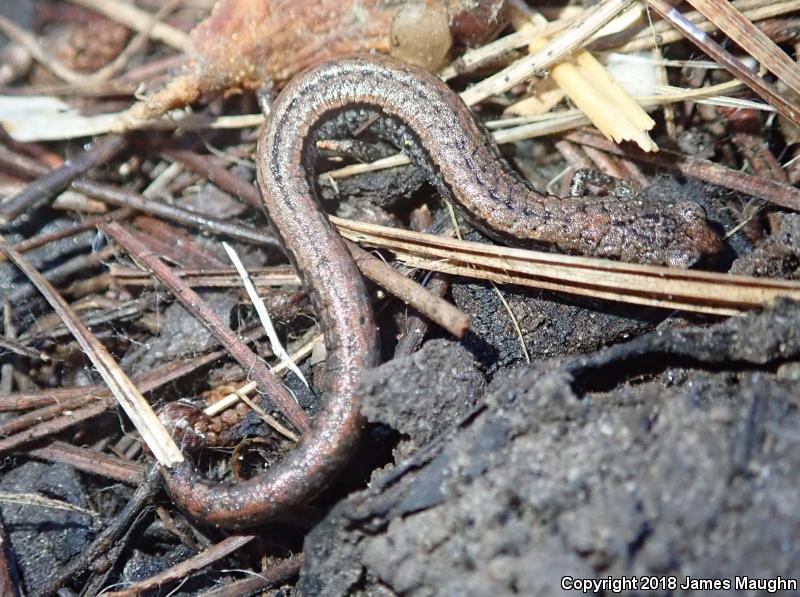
[160,55,721,528]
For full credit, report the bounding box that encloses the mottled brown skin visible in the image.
[161,55,721,529]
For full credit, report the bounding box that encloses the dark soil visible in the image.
[300,299,800,596]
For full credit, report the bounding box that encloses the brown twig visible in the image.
[0,135,127,224]
[163,148,262,209]
[0,395,98,438]
[394,273,451,356]
[9,245,117,303]
[0,145,281,248]
[101,535,257,597]
[0,400,110,456]
[0,303,16,396]
[0,336,46,361]
[347,241,468,338]
[0,516,22,597]
[4,208,133,261]
[0,323,266,422]
[195,554,304,597]
[28,441,144,485]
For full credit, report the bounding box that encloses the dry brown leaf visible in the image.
[129,0,508,120]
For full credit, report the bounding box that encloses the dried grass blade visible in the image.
[645,0,800,126]
[683,0,800,97]
[331,217,800,316]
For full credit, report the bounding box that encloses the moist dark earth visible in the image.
[301,299,800,596]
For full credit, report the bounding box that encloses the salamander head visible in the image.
[661,201,723,268]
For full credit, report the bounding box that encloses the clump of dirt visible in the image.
[300,300,800,595]
[359,339,485,461]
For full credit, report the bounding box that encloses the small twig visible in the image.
[347,241,469,338]
[195,554,304,597]
[0,145,281,248]
[582,146,629,181]
[0,303,15,396]
[394,273,450,356]
[0,2,180,88]
[101,534,257,597]
[0,515,22,597]
[394,207,455,356]
[103,223,310,432]
[0,135,127,224]
[9,245,117,303]
[0,336,47,361]
[0,401,109,456]
[28,441,144,485]
[0,332,253,413]
[555,140,594,171]
[731,131,788,183]
[1,208,134,263]
[493,284,531,364]
[163,148,262,208]
[132,216,226,269]
[0,394,98,438]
